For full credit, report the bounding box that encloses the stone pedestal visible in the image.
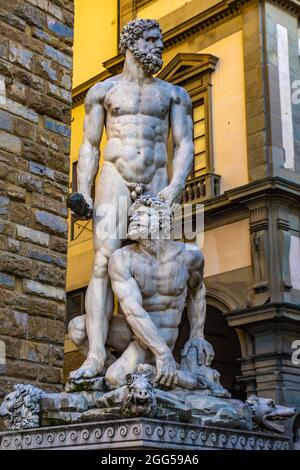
[0,418,290,450]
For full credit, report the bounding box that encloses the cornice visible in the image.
[195,177,300,230]
[227,302,300,327]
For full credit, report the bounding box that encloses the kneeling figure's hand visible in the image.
[155,352,178,388]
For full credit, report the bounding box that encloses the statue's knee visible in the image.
[68,315,86,346]
[93,249,111,278]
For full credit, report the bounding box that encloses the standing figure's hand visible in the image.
[157,184,182,206]
[67,192,93,220]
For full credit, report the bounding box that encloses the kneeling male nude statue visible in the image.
[105,196,215,390]
[69,196,227,395]
[68,18,194,379]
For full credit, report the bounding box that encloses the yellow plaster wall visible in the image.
[200,31,248,192]
[137,0,193,20]
[72,0,118,88]
[199,219,251,278]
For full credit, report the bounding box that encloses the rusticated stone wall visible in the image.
[0,0,74,403]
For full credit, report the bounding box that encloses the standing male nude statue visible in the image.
[68,19,194,380]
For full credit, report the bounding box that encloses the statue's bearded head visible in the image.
[127,195,173,241]
[120,19,163,74]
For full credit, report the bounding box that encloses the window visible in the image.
[67,287,86,326]
[193,102,206,176]
[158,53,220,202]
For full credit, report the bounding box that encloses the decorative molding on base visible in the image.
[0,418,290,450]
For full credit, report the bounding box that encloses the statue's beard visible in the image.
[131,47,163,75]
[127,222,160,241]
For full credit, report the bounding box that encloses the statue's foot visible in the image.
[69,357,104,380]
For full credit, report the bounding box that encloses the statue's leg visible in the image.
[105,340,154,390]
[70,163,131,379]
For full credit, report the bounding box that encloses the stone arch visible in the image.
[292,413,300,449]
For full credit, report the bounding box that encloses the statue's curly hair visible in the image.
[119,19,161,54]
[129,194,174,232]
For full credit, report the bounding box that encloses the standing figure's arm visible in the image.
[76,83,106,209]
[182,249,214,366]
[158,86,194,205]
[68,82,108,219]
[108,250,177,387]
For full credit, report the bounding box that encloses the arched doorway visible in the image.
[204,305,245,400]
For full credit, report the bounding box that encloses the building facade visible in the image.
[66,0,300,437]
[0,0,74,417]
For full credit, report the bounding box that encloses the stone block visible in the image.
[13,1,46,28]
[0,272,15,289]
[32,27,59,47]
[49,344,64,367]
[16,224,49,247]
[47,149,69,173]
[27,90,67,121]
[14,118,35,141]
[43,180,68,201]
[44,117,71,137]
[17,171,42,192]
[0,130,21,154]
[0,335,18,359]
[27,315,48,341]
[32,209,67,236]
[0,308,28,338]
[49,235,67,253]
[0,195,9,216]
[23,279,65,301]
[45,45,72,70]
[26,0,63,21]
[60,70,72,90]
[32,261,67,287]
[6,358,38,380]
[47,319,65,343]
[22,140,47,164]
[0,8,26,31]
[31,192,66,217]
[46,82,72,103]
[0,252,33,278]
[29,161,54,179]
[25,245,66,268]
[38,365,63,384]
[47,17,73,41]
[3,184,22,204]
[13,67,44,92]
[1,98,38,123]
[0,221,15,237]
[10,201,29,225]
[7,238,20,253]
[8,291,57,318]
[19,339,49,363]
[8,41,33,71]
[0,110,13,131]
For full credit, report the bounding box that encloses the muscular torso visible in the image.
[126,243,190,349]
[103,77,172,189]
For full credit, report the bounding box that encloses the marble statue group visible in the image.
[0,19,295,444]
